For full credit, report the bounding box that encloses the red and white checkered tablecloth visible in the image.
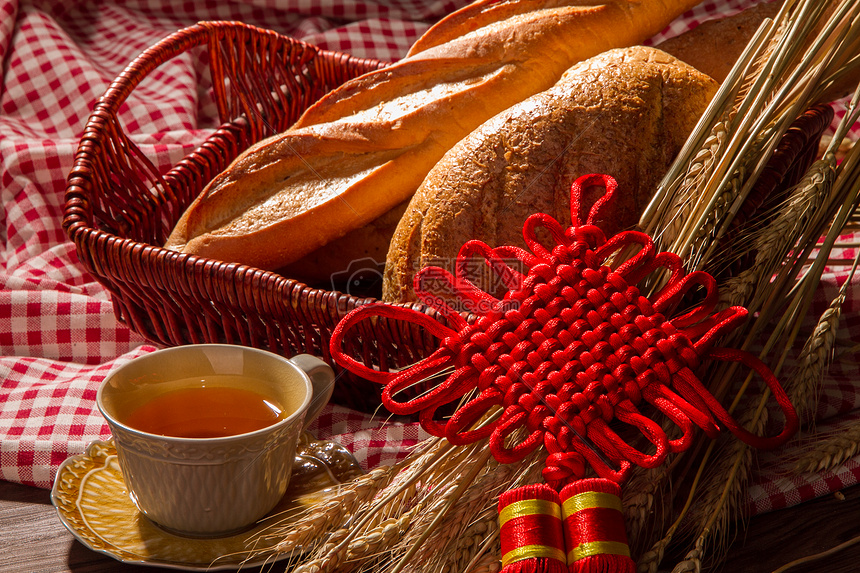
[1,0,859,520]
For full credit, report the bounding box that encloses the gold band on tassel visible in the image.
[502,544,567,567]
[568,540,631,563]
[499,498,562,525]
[561,491,623,516]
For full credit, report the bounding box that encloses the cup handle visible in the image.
[289,354,335,429]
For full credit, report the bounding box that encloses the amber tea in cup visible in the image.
[97,345,334,537]
[122,377,295,438]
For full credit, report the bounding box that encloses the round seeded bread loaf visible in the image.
[382,46,719,303]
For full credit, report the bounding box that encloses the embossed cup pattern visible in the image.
[97,346,333,538]
[112,418,302,536]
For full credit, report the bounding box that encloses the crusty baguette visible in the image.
[164,0,702,271]
[382,46,718,303]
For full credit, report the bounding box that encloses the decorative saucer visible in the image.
[51,436,364,571]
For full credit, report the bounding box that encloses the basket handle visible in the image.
[64,21,385,239]
[64,22,277,238]
[98,23,214,112]
[92,21,386,134]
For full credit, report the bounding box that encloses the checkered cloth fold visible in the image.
[1,0,859,520]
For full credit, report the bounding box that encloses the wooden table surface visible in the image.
[2,477,860,573]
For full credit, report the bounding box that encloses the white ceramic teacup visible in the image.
[97,345,334,537]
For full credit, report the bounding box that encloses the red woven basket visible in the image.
[62,21,442,411]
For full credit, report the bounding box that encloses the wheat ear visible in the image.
[683,403,767,542]
[671,535,706,573]
[259,464,398,556]
[733,157,834,312]
[786,292,844,425]
[288,437,454,572]
[655,121,729,251]
[624,468,658,552]
[462,548,503,573]
[637,536,669,573]
[348,506,423,569]
[396,449,543,573]
[792,421,860,474]
[388,445,495,573]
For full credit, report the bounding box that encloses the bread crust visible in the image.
[382,46,718,303]
[656,0,781,83]
[164,0,702,272]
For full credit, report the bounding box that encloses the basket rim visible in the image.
[61,20,387,306]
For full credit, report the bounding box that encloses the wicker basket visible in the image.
[62,21,441,411]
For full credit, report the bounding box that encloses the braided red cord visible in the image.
[330,174,799,485]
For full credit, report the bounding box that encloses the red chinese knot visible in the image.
[331,174,798,487]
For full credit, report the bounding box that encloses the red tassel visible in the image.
[560,479,635,573]
[498,484,568,573]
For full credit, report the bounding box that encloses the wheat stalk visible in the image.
[771,534,860,573]
[655,120,730,251]
[291,528,350,573]
[413,453,542,573]
[671,535,705,573]
[256,464,399,557]
[659,3,822,264]
[667,68,860,573]
[641,13,778,238]
[624,467,659,551]
[785,291,844,425]
[683,402,767,543]
[648,0,858,285]
[792,422,860,473]
[638,535,671,573]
